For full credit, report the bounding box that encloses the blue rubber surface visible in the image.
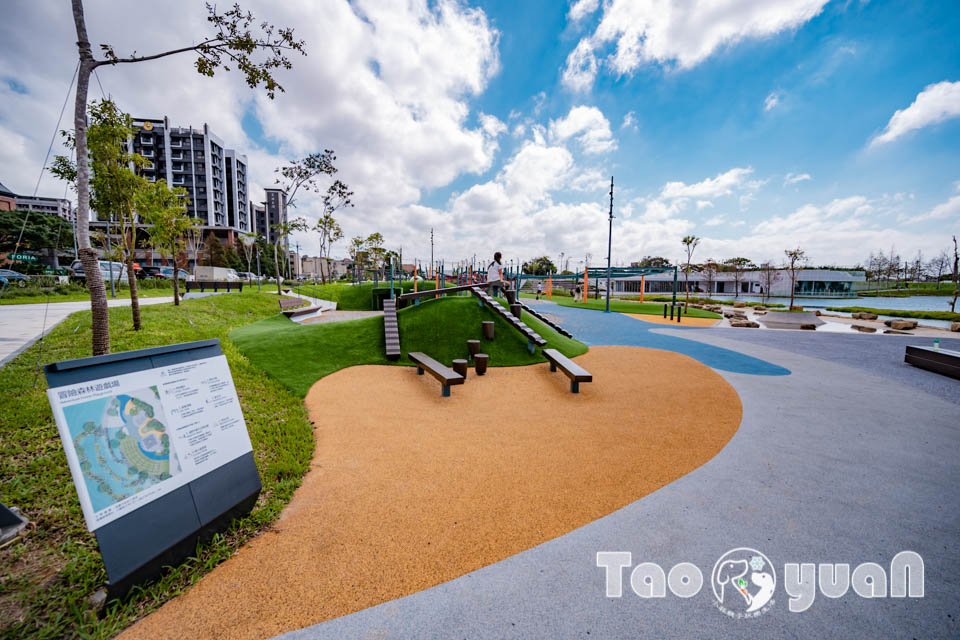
[540,302,791,376]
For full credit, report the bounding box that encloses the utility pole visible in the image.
[430,227,434,277]
[255,245,261,292]
[606,176,614,313]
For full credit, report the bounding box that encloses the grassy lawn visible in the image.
[231,296,588,397]
[0,286,177,305]
[522,292,722,319]
[0,291,314,640]
[825,306,960,322]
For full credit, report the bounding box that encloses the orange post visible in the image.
[435,270,439,299]
[640,275,644,303]
[547,272,552,299]
[584,267,589,304]
[414,267,418,293]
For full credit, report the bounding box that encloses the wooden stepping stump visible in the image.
[452,359,468,378]
[482,321,495,341]
[474,353,489,375]
[467,339,481,360]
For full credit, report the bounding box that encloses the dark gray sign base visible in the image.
[44,339,262,602]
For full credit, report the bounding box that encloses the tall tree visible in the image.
[784,247,807,310]
[349,235,367,280]
[204,232,226,267]
[0,209,74,268]
[681,235,700,309]
[366,232,385,279]
[522,256,557,275]
[136,179,193,305]
[53,99,149,330]
[69,0,305,354]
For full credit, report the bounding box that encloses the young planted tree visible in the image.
[204,232,227,267]
[927,249,950,290]
[681,235,700,309]
[784,247,807,310]
[69,0,305,354]
[723,257,753,298]
[270,217,309,294]
[349,235,367,281]
[951,236,959,313]
[136,179,194,305]
[702,260,718,297]
[314,180,352,283]
[239,232,257,277]
[366,232,386,280]
[53,99,148,330]
[759,262,776,304]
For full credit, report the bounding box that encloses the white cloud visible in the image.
[621,110,637,130]
[871,80,960,147]
[568,0,600,23]
[764,91,783,111]
[696,200,714,210]
[704,215,726,226]
[661,167,757,200]
[548,105,617,154]
[784,172,812,185]
[562,0,828,90]
[900,185,960,224]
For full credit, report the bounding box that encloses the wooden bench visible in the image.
[904,345,960,380]
[542,348,592,393]
[185,280,243,293]
[279,297,305,312]
[408,351,464,396]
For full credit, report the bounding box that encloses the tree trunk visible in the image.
[274,242,281,295]
[173,267,180,306]
[126,255,141,330]
[73,0,110,355]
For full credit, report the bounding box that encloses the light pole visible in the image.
[606,176,614,313]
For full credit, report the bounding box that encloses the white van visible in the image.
[71,260,127,284]
[194,266,241,281]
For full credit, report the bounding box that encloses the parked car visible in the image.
[0,269,30,287]
[237,271,258,282]
[70,260,127,283]
[141,266,191,281]
[139,266,165,279]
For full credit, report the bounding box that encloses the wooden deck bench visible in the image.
[279,297,305,312]
[383,299,401,361]
[408,351,464,396]
[904,345,960,380]
[542,348,592,393]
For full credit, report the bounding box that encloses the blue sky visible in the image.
[1,0,958,267]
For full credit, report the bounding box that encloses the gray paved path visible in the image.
[275,306,960,639]
[0,291,227,367]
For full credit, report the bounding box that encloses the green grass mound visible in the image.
[230,296,588,397]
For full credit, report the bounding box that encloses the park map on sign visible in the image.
[62,387,182,513]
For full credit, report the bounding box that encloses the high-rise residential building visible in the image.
[254,188,288,246]
[87,116,252,269]
[118,117,249,242]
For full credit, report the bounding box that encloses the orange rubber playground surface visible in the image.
[121,346,741,640]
